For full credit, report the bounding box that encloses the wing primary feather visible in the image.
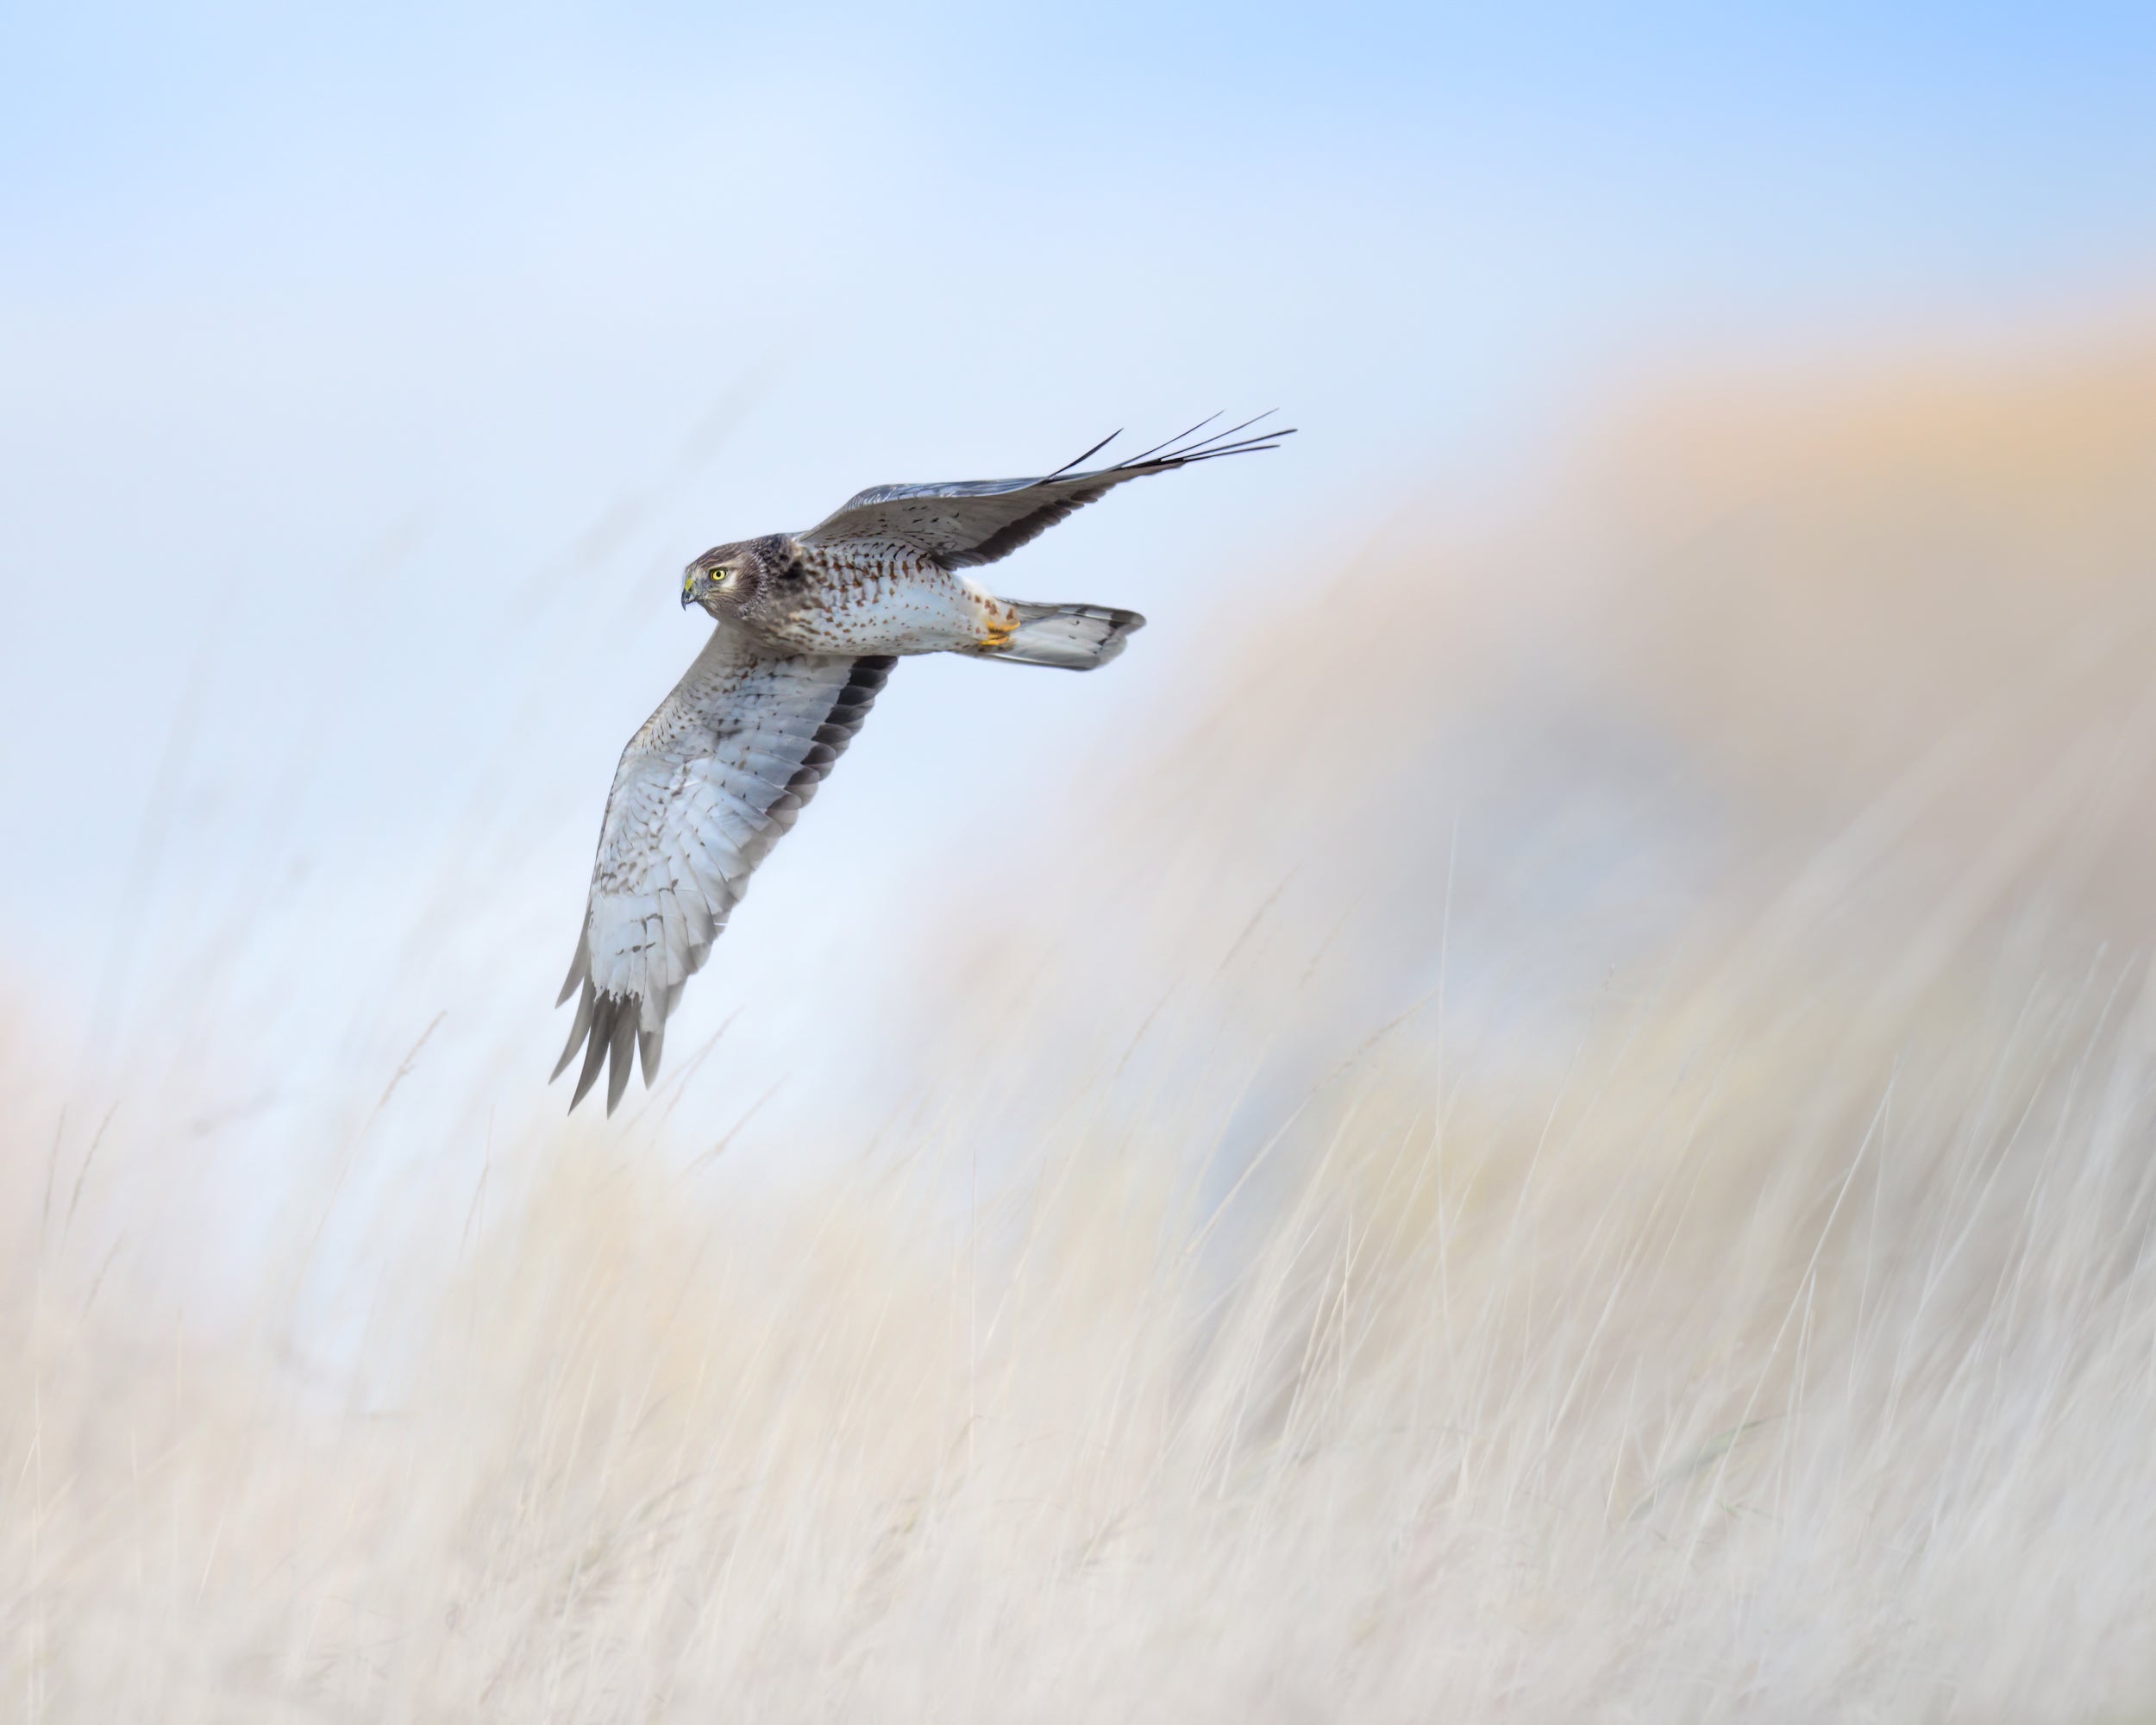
[1117,423,1286,475]
[1127,427,1294,472]
[555,939,588,1007]
[552,976,597,1082]
[571,994,616,1110]
[605,1000,637,1114]
[1131,409,1275,465]
[1119,411,1225,468]
[1043,430,1123,480]
[638,1021,664,1088]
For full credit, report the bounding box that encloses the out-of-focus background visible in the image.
[6,4,2156,1718]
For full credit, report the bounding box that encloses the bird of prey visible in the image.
[554,414,1293,1113]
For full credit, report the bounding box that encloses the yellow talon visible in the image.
[981,614,1018,649]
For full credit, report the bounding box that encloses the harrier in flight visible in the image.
[554,415,1292,1113]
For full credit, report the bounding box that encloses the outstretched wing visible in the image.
[555,627,894,1113]
[798,413,1294,568]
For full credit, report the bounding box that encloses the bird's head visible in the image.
[681,535,800,623]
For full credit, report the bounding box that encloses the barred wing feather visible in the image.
[555,626,893,1113]
[799,415,1293,568]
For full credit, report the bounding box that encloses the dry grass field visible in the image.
[8,329,2156,1718]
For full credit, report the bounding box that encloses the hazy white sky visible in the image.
[3,1,2153,1150]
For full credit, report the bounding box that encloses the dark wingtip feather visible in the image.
[555,939,588,1007]
[1156,428,1295,468]
[605,1003,636,1115]
[1044,430,1122,480]
[1077,412,1294,483]
[569,993,617,1111]
[551,976,597,1082]
[1154,409,1275,461]
[1129,411,1294,471]
[1120,411,1224,468]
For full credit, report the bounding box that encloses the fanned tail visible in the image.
[975,601,1145,671]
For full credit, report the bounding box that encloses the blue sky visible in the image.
[2,0,2153,1142]
[10,5,2153,286]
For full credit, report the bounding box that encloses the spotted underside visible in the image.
[554,629,893,1113]
[782,539,1019,656]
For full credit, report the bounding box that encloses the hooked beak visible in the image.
[680,569,701,610]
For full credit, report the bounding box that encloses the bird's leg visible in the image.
[972,586,1024,649]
